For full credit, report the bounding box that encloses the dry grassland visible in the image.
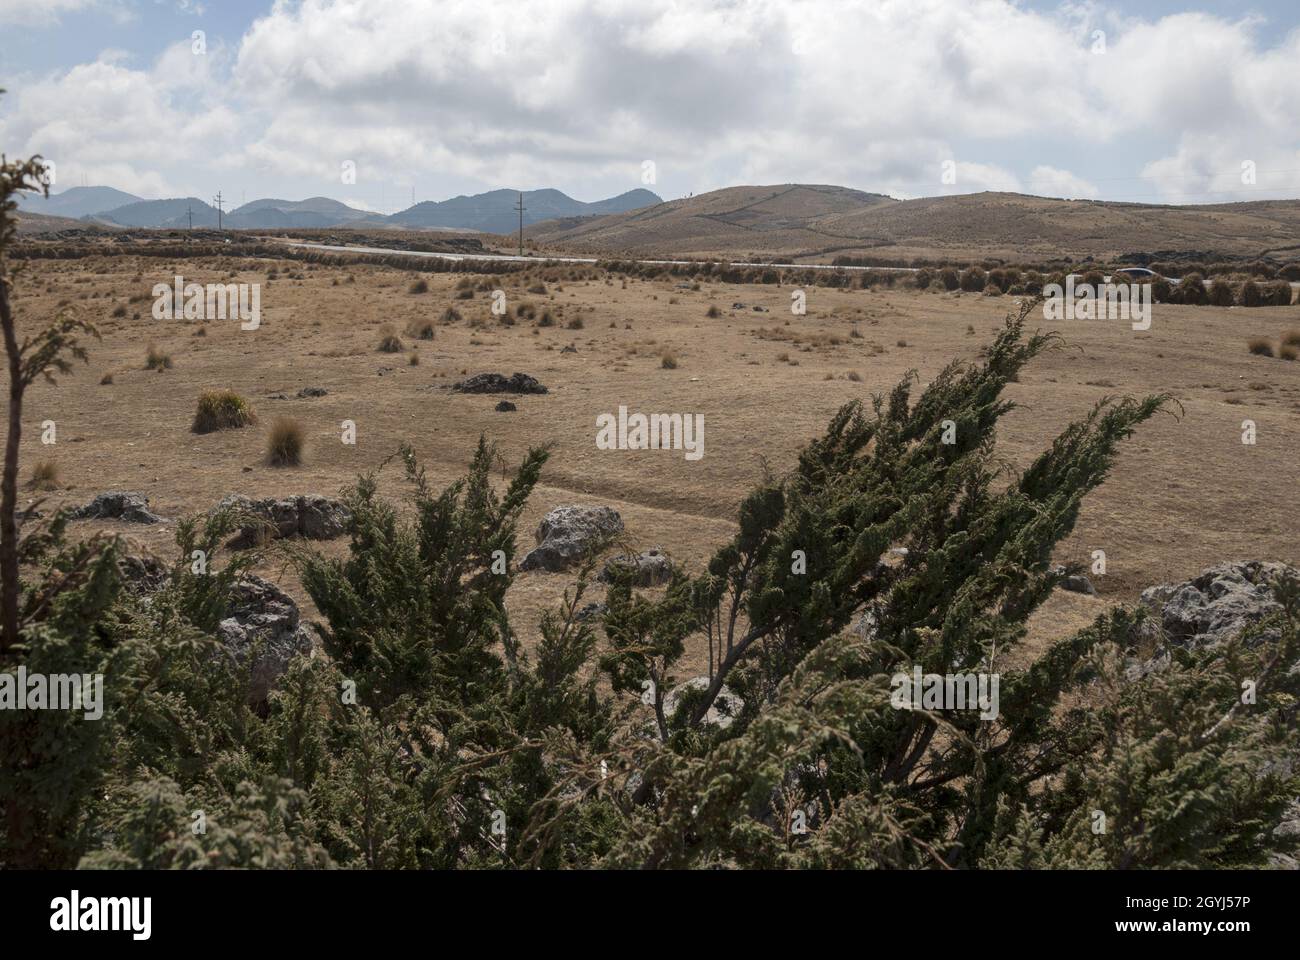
[12,253,1300,675]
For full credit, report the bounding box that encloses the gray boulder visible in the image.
[663,676,744,730]
[70,491,164,524]
[117,553,169,594]
[852,607,880,641]
[109,559,313,705]
[575,602,607,623]
[519,505,623,572]
[599,548,672,587]
[1138,560,1291,650]
[216,575,314,705]
[216,494,351,547]
[1114,562,1300,869]
[1051,565,1096,595]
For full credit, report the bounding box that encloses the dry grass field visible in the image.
[11,252,1300,675]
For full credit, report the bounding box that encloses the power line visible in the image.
[515,191,526,256]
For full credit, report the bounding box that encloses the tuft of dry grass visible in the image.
[377,324,404,352]
[660,350,678,369]
[406,319,436,340]
[409,351,420,366]
[100,372,113,385]
[706,305,721,319]
[266,417,305,467]
[408,279,429,294]
[1280,344,1298,362]
[1247,337,1275,357]
[192,390,257,433]
[28,459,60,490]
[1281,329,1300,348]
[145,343,172,371]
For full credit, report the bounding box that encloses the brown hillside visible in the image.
[14,210,104,235]
[526,185,1300,264]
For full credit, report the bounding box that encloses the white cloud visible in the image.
[1,0,1297,205]
[0,45,234,196]
[1028,166,1099,200]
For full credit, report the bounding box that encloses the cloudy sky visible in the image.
[1,0,1299,212]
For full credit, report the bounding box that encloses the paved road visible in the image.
[282,241,1300,290]
[282,240,916,273]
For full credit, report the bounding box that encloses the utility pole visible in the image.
[212,191,224,231]
[515,191,526,257]
[187,204,193,233]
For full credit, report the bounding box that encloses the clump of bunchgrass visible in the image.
[266,417,305,467]
[192,390,257,433]
[377,324,404,352]
[406,318,436,340]
[28,459,60,490]
[145,343,172,371]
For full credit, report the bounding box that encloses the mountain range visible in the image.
[388,188,661,233]
[18,182,1300,262]
[15,186,663,233]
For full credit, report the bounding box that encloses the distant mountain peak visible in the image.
[388,187,662,233]
[16,185,143,219]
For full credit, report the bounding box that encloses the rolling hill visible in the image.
[16,186,142,219]
[525,185,1300,263]
[524,184,891,259]
[13,210,108,235]
[228,197,374,229]
[389,187,661,233]
[90,197,220,229]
